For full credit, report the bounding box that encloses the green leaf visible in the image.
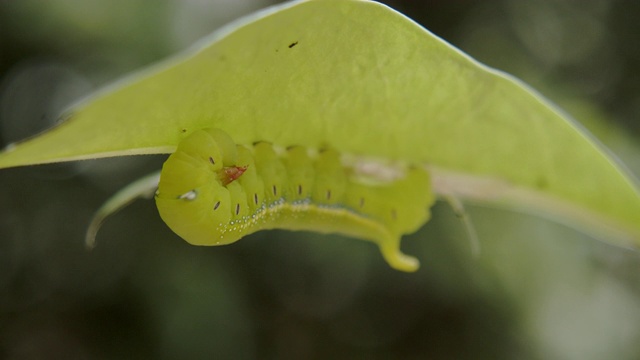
[1,0,639,245]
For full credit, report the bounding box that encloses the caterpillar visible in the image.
[155,128,435,272]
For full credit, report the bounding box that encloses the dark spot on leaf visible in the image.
[289,41,298,48]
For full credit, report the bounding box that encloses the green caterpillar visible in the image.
[155,128,435,272]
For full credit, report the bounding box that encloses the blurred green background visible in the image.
[1,0,639,359]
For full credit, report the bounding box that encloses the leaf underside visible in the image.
[0,0,639,245]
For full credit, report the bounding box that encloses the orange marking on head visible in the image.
[218,165,248,186]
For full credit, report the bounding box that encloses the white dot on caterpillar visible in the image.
[178,190,197,201]
[213,201,221,210]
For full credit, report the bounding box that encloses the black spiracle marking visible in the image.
[297,184,303,195]
[209,156,215,165]
[235,203,240,215]
[272,185,277,196]
[254,193,259,205]
[326,190,331,200]
[213,201,221,210]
